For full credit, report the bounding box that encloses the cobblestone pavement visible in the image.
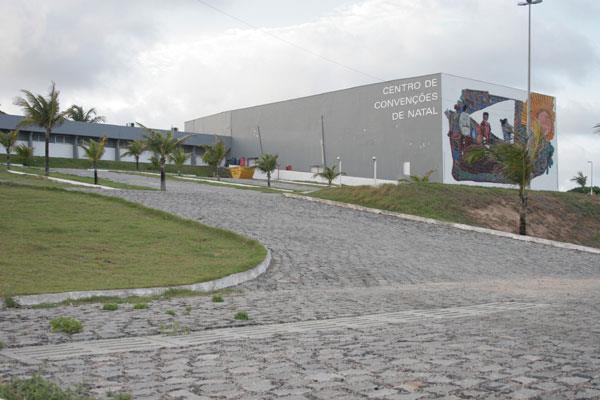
[1,172,599,399]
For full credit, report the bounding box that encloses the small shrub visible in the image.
[234,311,249,320]
[184,305,192,315]
[133,303,148,310]
[0,374,89,400]
[166,309,176,316]
[0,340,5,350]
[102,303,118,311]
[212,294,224,303]
[50,316,83,335]
[159,321,190,336]
[109,393,133,400]
[3,296,19,309]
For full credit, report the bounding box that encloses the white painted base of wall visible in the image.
[252,169,397,187]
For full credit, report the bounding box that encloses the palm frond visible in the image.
[256,153,278,173]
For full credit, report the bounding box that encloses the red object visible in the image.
[285,165,293,170]
[240,157,246,166]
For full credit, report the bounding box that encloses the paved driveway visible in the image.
[1,171,599,399]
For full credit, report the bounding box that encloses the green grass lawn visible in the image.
[1,153,229,177]
[0,182,266,296]
[8,166,153,190]
[311,183,600,248]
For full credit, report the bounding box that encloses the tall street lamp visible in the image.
[518,0,543,139]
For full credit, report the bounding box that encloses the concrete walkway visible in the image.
[1,172,599,399]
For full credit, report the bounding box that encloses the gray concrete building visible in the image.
[186,73,558,190]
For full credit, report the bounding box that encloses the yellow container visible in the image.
[229,166,256,179]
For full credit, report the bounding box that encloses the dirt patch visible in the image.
[466,195,599,248]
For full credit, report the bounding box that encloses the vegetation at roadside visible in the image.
[30,288,236,309]
[139,123,191,191]
[5,165,152,190]
[314,164,341,186]
[202,140,228,181]
[14,81,68,176]
[79,136,107,185]
[256,153,278,187]
[0,183,266,296]
[102,303,119,311]
[0,375,90,400]
[50,316,83,334]
[0,153,225,177]
[0,375,131,400]
[311,182,600,248]
[234,311,249,320]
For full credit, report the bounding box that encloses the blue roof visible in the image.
[0,114,231,147]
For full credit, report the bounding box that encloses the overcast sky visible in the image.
[0,0,598,190]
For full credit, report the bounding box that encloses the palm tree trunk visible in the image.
[93,164,98,185]
[267,171,271,187]
[518,185,528,236]
[216,165,220,181]
[135,156,139,171]
[160,161,166,191]
[44,129,51,176]
[6,150,10,170]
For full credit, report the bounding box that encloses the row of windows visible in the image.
[4,130,201,152]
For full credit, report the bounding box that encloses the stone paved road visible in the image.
[1,171,599,399]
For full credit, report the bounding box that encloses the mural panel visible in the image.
[444,88,555,184]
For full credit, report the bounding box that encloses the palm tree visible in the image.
[122,139,146,171]
[409,169,435,183]
[14,82,68,176]
[0,130,19,169]
[314,164,341,186]
[202,140,227,181]
[139,123,190,191]
[570,171,587,189]
[67,105,105,123]
[256,153,278,187]
[466,123,545,236]
[15,144,34,166]
[80,136,107,185]
[169,147,189,176]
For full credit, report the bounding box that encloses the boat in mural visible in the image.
[445,89,555,184]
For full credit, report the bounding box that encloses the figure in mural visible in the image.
[445,89,555,184]
[500,118,513,143]
[480,112,491,145]
[459,104,472,138]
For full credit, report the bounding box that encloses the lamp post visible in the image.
[518,0,543,139]
[589,160,594,195]
[337,156,342,186]
[372,156,377,185]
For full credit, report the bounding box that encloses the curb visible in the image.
[7,170,116,190]
[14,249,272,306]
[282,193,600,255]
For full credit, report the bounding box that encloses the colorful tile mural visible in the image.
[445,89,555,183]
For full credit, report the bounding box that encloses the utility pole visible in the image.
[256,125,264,156]
[320,115,327,168]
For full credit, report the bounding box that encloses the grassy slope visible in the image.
[0,181,266,296]
[0,154,230,177]
[8,166,153,190]
[312,183,600,248]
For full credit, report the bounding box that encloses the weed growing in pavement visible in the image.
[102,303,118,311]
[50,316,83,335]
[234,311,249,320]
[212,294,224,303]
